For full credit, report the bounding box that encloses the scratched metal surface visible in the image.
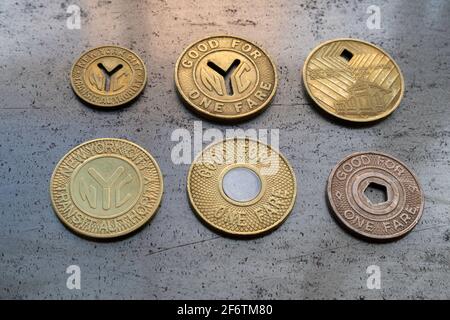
[0,0,449,299]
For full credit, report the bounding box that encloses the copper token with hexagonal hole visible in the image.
[327,152,424,240]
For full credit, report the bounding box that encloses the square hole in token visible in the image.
[340,49,353,62]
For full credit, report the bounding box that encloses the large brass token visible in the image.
[50,138,163,238]
[187,138,296,236]
[71,46,147,107]
[327,152,424,240]
[303,39,404,122]
[175,36,278,121]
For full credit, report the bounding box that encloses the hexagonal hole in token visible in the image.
[364,182,388,205]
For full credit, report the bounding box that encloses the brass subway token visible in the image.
[70,46,147,107]
[175,35,278,121]
[187,138,296,236]
[327,152,424,240]
[50,138,163,239]
[303,38,404,122]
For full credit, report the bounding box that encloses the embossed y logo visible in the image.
[71,157,141,217]
[79,166,133,210]
[201,59,253,96]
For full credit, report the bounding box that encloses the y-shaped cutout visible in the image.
[207,59,241,95]
[97,63,123,92]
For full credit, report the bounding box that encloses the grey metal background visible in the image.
[0,0,449,299]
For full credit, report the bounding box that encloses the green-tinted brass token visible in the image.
[187,138,296,236]
[50,138,163,238]
[71,46,147,107]
[303,38,404,122]
[175,36,278,121]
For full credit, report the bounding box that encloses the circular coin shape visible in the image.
[187,138,296,236]
[327,152,424,240]
[303,39,404,122]
[175,35,278,121]
[50,138,163,238]
[71,46,147,107]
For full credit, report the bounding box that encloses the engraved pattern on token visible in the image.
[303,39,404,122]
[327,152,424,240]
[50,138,163,238]
[187,138,296,236]
[175,36,278,121]
[70,46,147,107]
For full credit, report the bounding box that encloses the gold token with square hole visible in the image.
[303,39,404,122]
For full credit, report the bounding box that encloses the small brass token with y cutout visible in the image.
[175,36,278,121]
[71,46,147,107]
